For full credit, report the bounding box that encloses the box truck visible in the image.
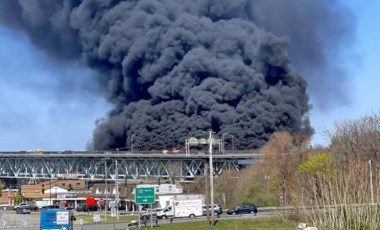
[157,194,203,219]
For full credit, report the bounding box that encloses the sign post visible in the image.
[135,187,155,228]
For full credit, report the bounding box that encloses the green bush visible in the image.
[241,183,278,207]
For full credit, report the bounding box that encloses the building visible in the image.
[21,179,88,209]
[0,188,18,207]
[4,178,185,211]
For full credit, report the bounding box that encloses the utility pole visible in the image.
[368,160,374,204]
[49,175,52,206]
[115,159,119,220]
[208,131,215,225]
[105,160,108,220]
[205,163,210,224]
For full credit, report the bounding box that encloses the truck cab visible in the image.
[157,206,173,219]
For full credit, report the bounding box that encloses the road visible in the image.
[0,210,274,230]
[0,211,40,229]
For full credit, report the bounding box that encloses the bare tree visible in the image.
[293,112,380,229]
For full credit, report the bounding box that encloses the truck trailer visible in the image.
[157,194,203,219]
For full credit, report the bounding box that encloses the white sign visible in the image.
[93,214,101,222]
[56,211,69,225]
[186,137,221,145]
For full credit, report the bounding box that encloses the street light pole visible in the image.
[222,133,229,154]
[131,134,136,154]
[208,131,215,225]
[368,160,374,204]
[230,135,235,150]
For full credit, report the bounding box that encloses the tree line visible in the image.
[184,112,379,229]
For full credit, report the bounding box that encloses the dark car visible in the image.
[227,204,257,215]
[16,206,31,214]
[203,204,223,216]
[76,204,98,212]
[41,205,60,210]
[76,204,89,212]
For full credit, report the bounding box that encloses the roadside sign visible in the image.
[279,194,284,203]
[93,214,100,223]
[135,187,155,204]
[56,211,69,225]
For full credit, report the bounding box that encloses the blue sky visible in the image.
[0,1,379,151]
[310,0,380,145]
[0,29,110,151]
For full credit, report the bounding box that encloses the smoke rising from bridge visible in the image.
[0,0,355,150]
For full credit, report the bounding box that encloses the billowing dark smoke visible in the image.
[0,0,354,150]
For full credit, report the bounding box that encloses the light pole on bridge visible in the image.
[230,135,235,150]
[222,132,229,154]
[131,134,136,154]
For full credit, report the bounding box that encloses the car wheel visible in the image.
[214,211,219,217]
[189,214,195,218]
[162,215,167,220]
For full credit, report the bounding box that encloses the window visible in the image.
[168,186,172,192]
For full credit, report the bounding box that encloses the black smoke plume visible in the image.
[0,0,355,150]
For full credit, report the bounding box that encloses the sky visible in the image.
[0,0,379,151]
[309,0,380,145]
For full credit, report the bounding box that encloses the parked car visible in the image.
[140,211,158,222]
[203,204,223,216]
[76,204,98,212]
[226,204,257,215]
[13,202,28,210]
[75,204,89,212]
[16,206,31,214]
[40,205,60,210]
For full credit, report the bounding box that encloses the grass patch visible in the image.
[76,213,139,223]
[137,218,296,230]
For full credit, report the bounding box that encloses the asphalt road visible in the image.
[0,210,274,230]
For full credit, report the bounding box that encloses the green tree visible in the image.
[297,152,335,176]
[242,183,278,207]
[12,193,23,204]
